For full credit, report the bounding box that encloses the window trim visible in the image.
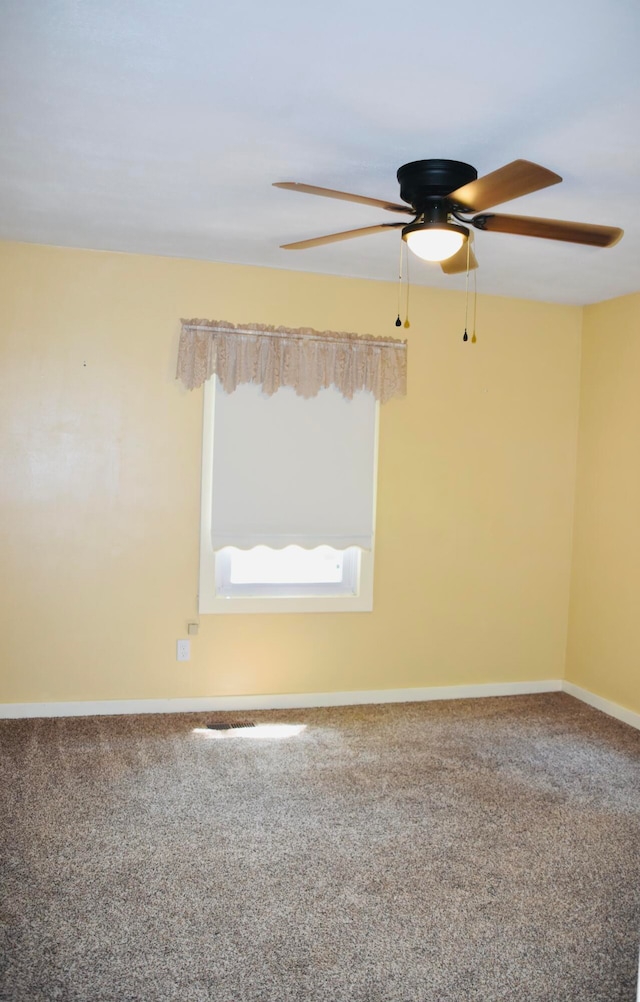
[198,378,378,615]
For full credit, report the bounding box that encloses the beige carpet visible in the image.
[1,693,639,1001]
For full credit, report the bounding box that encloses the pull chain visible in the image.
[395,238,403,327]
[471,265,477,343]
[463,237,471,341]
[404,241,411,328]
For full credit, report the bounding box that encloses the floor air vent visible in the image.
[206,720,256,731]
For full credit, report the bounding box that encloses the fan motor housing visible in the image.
[397,160,477,211]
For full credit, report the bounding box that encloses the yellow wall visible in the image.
[0,241,582,704]
[566,292,640,715]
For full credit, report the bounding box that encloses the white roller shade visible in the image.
[210,379,378,551]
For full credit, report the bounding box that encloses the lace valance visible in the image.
[176,319,407,402]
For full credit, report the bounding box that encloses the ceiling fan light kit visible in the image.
[274,158,623,273]
[401,221,468,262]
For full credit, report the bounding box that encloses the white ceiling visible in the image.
[1,0,638,305]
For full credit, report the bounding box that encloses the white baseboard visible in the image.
[0,679,563,719]
[5,680,640,730]
[562,681,640,731]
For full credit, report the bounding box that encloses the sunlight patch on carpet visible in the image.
[192,724,306,740]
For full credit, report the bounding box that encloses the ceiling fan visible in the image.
[273,159,623,274]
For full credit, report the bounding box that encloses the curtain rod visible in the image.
[181,323,406,351]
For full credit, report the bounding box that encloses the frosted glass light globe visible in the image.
[405,227,465,262]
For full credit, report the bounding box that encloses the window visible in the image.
[215,545,360,598]
[199,378,379,614]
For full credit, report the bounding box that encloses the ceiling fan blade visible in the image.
[274,182,413,215]
[281,222,404,250]
[472,213,623,247]
[448,160,562,212]
[440,242,478,274]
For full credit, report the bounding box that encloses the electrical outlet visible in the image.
[176,639,190,661]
